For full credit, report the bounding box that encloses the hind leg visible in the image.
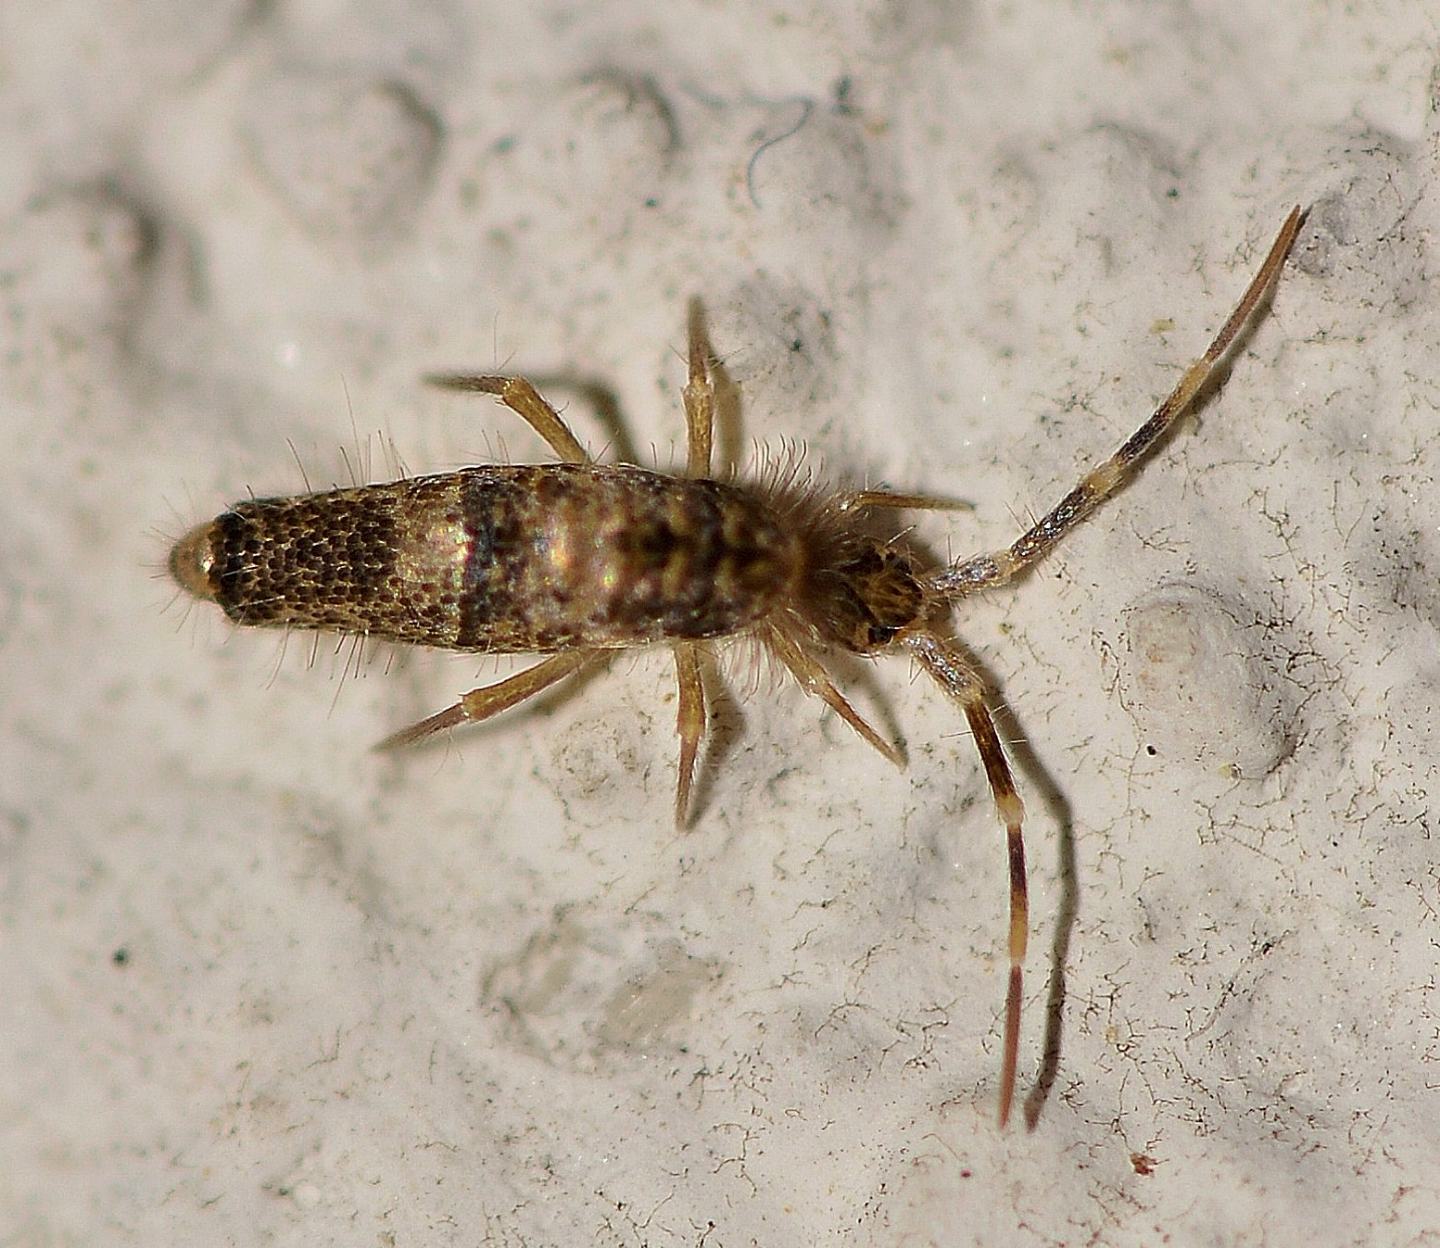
[376,651,600,750]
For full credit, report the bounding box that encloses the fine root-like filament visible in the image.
[906,631,1028,1127]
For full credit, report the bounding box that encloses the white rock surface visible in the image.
[3,2,1437,1244]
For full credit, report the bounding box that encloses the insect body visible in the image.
[170,464,795,650]
[170,207,1305,1125]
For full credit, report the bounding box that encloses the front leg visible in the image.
[764,626,903,767]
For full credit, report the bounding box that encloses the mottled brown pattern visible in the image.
[202,475,471,645]
[456,464,798,651]
[184,464,801,653]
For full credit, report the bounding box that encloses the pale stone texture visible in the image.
[2,2,1437,1245]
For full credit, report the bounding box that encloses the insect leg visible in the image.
[905,631,1027,1127]
[682,297,715,478]
[765,627,903,767]
[425,373,591,464]
[839,489,973,513]
[930,205,1305,598]
[376,650,600,750]
[673,643,707,827]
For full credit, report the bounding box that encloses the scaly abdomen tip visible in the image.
[169,521,219,602]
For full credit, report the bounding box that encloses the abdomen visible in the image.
[170,464,799,651]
